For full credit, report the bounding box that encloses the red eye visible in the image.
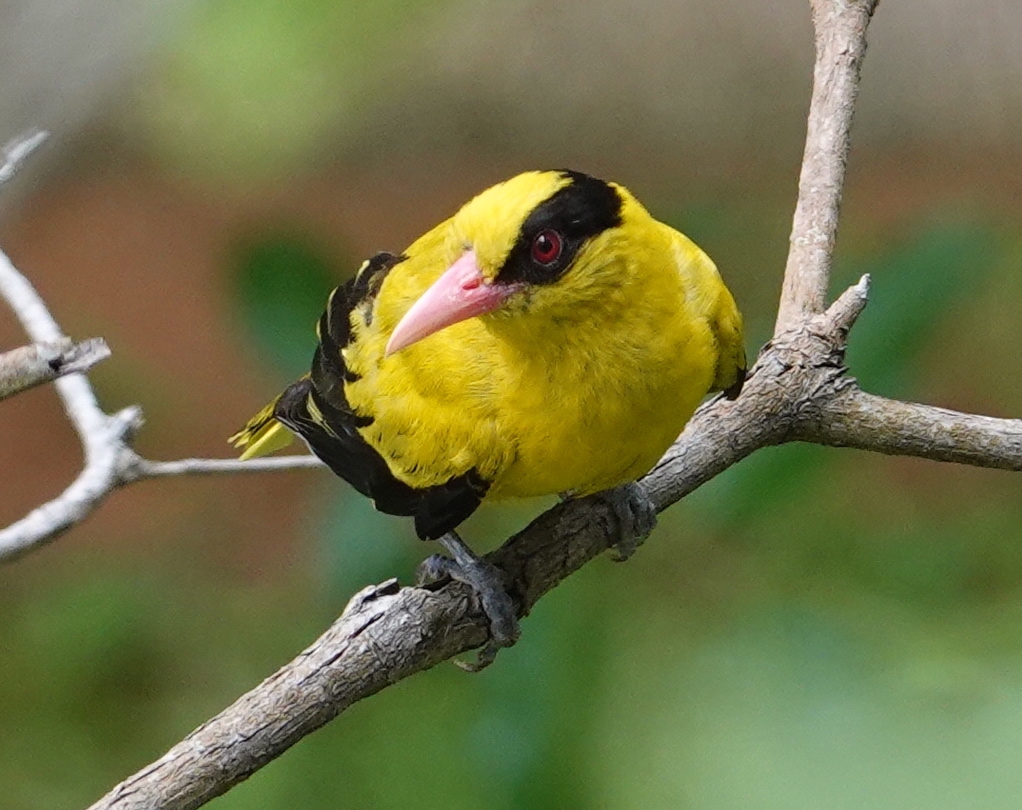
[531,230,563,265]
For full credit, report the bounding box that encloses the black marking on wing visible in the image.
[322,252,404,349]
[277,252,489,540]
[409,468,490,541]
[316,251,404,393]
[495,170,623,287]
[276,379,489,539]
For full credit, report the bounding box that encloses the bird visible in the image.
[231,169,745,668]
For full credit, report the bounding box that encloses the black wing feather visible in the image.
[275,252,490,540]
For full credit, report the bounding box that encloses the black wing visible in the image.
[273,252,489,540]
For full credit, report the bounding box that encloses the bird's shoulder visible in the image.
[660,223,746,395]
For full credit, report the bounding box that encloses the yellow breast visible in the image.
[343,218,730,499]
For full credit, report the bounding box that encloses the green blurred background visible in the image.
[1,1,1021,808]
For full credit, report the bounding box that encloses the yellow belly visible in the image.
[487,343,713,498]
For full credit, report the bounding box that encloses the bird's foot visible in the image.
[599,481,658,562]
[417,531,520,671]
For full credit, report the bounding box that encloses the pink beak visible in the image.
[385,250,519,356]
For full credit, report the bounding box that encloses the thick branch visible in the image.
[88,580,483,810]
[774,0,878,333]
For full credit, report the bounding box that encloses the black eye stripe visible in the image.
[494,171,623,286]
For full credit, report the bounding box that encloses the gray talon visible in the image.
[600,481,658,561]
[421,532,520,671]
[416,554,451,586]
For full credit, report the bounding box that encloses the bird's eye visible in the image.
[531,230,563,265]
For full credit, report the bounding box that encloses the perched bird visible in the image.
[231,170,745,666]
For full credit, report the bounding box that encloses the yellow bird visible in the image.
[232,170,745,666]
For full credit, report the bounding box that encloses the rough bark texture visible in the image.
[809,391,1022,469]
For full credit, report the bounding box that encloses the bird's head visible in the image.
[385,170,643,355]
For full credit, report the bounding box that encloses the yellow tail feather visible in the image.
[229,399,294,460]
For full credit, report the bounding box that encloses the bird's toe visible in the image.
[425,532,521,671]
[416,553,453,586]
[600,481,658,562]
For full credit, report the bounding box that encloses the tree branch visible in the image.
[775,0,879,333]
[0,1,992,807]
[0,244,322,563]
[86,271,1022,810]
[0,338,109,401]
[806,390,1022,470]
[0,440,323,561]
[119,454,324,481]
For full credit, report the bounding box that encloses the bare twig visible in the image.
[774,0,879,333]
[0,128,48,187]
[0,444,322,562]
[0,243,321,562]
[0,338,109,400]
[120,454,324,482]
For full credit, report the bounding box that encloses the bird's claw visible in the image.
[416,553,453,586]
[599,481,658,561]
[417,532,520,671]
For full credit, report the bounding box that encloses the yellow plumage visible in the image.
[232,169,744,537]
[231,398,295,460]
